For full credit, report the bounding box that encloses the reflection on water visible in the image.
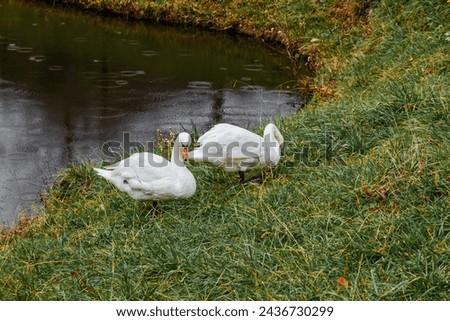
[0,0,303,226]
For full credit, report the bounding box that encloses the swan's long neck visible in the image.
[262,123,284,166]
[264,123,284,146]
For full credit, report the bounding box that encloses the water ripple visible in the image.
[49,65,64,71]
[29,55,46,63]
[142,50,158,57]
[96,79,127,89]
[17,47,33,53]
[7,43,19,51]
[115,80,128,86]
[188,81,213,89]
[120,70,143,77]
[244,64,264,72]
[103,72,121,79]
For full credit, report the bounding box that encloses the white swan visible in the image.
[94,132,196,214]
[189,123,284,182]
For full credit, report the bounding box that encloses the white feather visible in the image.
[94,132,196,201]
[189,123,284,173]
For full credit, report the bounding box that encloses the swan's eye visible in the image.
[123,179,128,184]
[181,143,189,148]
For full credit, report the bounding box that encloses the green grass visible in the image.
[0,0,448,300]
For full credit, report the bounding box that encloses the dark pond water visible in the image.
[0,0,302,226]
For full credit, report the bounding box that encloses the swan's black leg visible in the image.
[239,171,245,183]
[151,201,158,217]
[240,171,264,185]
[144,201,158,217]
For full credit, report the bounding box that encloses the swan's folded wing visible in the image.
[196,124,262,160]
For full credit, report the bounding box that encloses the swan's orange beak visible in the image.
[181,147,189,161]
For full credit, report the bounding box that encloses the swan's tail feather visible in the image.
[93,167,112,179]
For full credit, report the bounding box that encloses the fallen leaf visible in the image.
[337,277,350,288]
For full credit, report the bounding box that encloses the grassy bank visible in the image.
[0,0,449,300]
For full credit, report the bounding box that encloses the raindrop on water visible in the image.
[96,79,123,89]
[188,81,212,89]
[142,50,158,57]
[49,65,64,71]
[17,47,33,53]
[7,43,19,51]
[29,55,46,63]
[120,71,138,77]
[243,64,264,72]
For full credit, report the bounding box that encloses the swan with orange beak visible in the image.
[94,132,196,216]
